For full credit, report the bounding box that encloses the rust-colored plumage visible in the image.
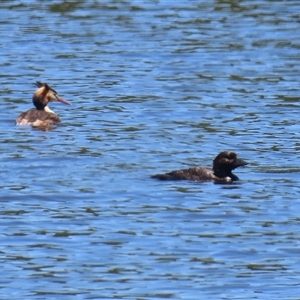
[16,81,71,127]
[151,151,248,183]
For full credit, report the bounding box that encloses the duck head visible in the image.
[213,151,248,180]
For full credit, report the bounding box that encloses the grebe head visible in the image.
[33,81,71,110]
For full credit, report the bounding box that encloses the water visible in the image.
[0,1,300,299]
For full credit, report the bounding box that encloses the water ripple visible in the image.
[1,1,300,299]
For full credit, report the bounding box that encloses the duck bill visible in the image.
[57,96,71,105]
[235,158,248,167]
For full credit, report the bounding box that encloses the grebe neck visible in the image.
[44,106,55,114]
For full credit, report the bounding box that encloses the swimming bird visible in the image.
[16,81,71,127]
[151,151,248,183]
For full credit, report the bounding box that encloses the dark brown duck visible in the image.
[16,81,71,127]
[151,151,248,183]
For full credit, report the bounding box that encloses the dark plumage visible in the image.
[16,81,71,127]
[151,151,248,183]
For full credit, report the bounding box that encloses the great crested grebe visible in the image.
[16,81,71,127]
[151,151,248,183]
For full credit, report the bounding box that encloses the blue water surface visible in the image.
[0,1,300,299]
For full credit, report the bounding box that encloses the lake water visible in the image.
[0,1,300,299]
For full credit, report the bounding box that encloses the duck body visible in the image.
[151,151,248,183]
[16,81,70,127]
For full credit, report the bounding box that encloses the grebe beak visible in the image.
[57,96,71,105]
